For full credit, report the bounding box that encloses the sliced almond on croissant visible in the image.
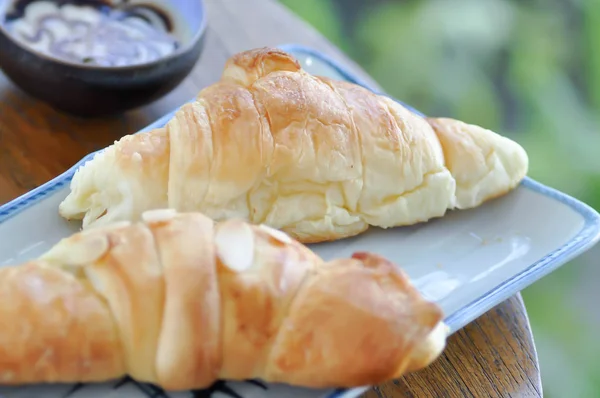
[258,223,293,244]
[142,208,178,224]
[41,233,110,267]
[215,220,255,272]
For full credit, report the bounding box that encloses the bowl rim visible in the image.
[0,0,208,71]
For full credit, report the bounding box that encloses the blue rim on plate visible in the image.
[1,44,600,398]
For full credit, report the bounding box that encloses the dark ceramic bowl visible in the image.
[0,0,207,117]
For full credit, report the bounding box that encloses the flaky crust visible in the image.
[0,210,447,390]
[0,263,124,384]
[59,47,528,243]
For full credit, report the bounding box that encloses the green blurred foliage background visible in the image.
[277,0,600,396]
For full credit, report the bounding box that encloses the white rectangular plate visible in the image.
[0,44,599,398]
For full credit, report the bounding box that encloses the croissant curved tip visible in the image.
[402,320,449,374]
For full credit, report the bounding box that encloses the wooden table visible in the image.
[0,0,542,396]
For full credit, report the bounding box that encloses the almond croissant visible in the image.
[0,209,447,390]
[59,47,528,243]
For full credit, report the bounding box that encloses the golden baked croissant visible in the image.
[59,47,528,243]
[0,209,447,390]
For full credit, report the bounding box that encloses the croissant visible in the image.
[59,47,529,243]
[0,209,447,390]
